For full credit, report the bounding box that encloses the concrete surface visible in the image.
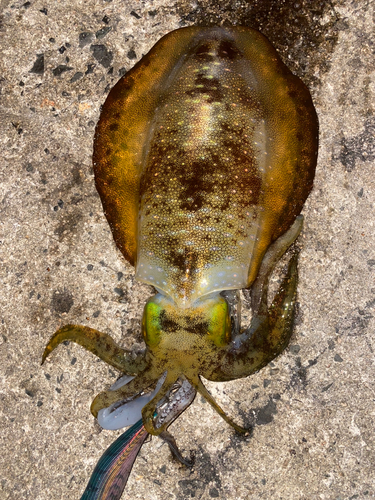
[1,0,374,499]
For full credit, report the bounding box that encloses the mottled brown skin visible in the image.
[93,26,317,293]
[44,27,318,442]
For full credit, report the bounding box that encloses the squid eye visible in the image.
[207,299,231,347]
[142,300,163,347]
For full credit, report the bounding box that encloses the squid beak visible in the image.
[80,419,148,500]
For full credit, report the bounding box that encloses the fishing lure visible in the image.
[42,25,318,498]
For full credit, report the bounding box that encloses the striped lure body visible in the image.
[80,420,148,500]
[43,26,318,499]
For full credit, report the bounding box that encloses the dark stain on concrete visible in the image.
[336,306,374,336]
[54,210,83,240]
[337,117,375,171]
[177,446,222,499]
[177,0,345,86]
[51,289,74,314]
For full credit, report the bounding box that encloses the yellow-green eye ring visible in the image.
[142,300,163,348]
[207,299,231,347]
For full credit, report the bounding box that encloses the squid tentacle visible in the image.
[250,215,303,316]
[159,430,194,467]
[91,368,163,418]
[141,372,181,436]
[155,378,197,466]
[221,246,300,381]
[42,324,147,375]
[97,373,167,431]
[189,376,248,434]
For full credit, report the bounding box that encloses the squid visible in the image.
[42,25,318,499]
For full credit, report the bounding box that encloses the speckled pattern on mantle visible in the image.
[0,1,374,499]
